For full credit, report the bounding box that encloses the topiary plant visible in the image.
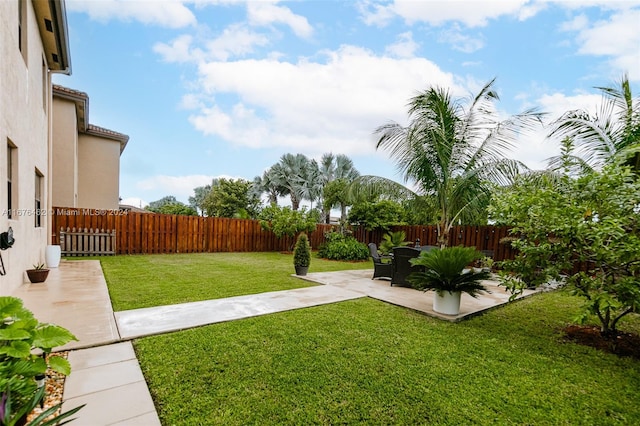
[293,233,311,275]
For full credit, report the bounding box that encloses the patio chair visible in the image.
[391,246,424,287]
[368,243,393,280]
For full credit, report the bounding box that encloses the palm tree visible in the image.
[319,153,360,223]
[549,73,640,173]
[270,153,319,211]
[251,169,284,206]
[355,78,543,247]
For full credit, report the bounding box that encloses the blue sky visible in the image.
[53,0,640,208]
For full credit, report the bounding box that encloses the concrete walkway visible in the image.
[116,285,364,339]
[11,260,539,425]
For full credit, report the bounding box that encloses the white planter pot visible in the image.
[45,245,61,268]
[433,291,461,315]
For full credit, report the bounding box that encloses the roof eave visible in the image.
[33,0,72,75]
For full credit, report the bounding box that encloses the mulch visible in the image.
[563,325,640,360]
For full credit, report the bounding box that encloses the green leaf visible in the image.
[32,325,77,349]
[0,340,32,358]
[0,296,23,317]
[47,355,71,376]
[0,328,31,340]
[8,358,47,376]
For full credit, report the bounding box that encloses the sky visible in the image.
[52,0,640,208]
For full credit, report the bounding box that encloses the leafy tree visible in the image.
[348,199,406,231]
[322,179,349,223]
[354,79,542,246]
[549,73,640,173]
[319,153,360,223]
[146,195,178,211]
[202,178,260,218]
[189,184,213,216]
[490,165,640,337]
[146,196,198,216]
[258,205,319,249]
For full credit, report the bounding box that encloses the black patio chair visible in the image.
[391,246,424,287]
[368,243,393,280]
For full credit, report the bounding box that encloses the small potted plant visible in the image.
[26,263,49,283]
[408,246,491,315]
[293,232,311,276]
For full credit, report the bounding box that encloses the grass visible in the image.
[99,252,371,311]
[95,253,640,424]
[134,292,640,425]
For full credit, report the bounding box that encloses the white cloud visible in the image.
[66,0,196,28]
[438,24,485,53]
[246,1,313,38]
[385,32,419,58]
[359,0,534,28]
[205,24,271,60]
[574,10,640,81]
[186,45,459,157]
[153,35,201,63]
[559,14,588,32]
[356,0,397,27]
[558,8,640,81]
[537,91,603,123]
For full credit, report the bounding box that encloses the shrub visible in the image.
[379,231,410,255]
[293,233,311,268]
[318,232,369,261]
[0,296,82,424]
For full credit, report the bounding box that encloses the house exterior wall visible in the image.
[51,96,78,207]
[77,134,121,209]
[0,0,53,294]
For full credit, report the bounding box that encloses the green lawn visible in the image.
[96,253,640,424]
[99,252,371,311]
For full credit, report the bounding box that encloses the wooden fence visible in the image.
[50,207,517,260]
[60,227,116,256]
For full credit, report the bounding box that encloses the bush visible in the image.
[318,232,369,261]
[0,296,82,424]
[293,233,311,267]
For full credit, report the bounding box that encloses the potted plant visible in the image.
[293,232,311,276]
[408,246,491,315]
[26,263,49,283]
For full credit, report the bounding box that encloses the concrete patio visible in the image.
[10,260,541,425]
[299,269,538,322]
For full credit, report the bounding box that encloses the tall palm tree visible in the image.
[319,153,360,223]
[355,78,543,247]
[270,153,319,210]
[549,73,640,173]
[297,158,323,210]
[251,169,284,206]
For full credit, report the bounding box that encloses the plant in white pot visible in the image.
[408,246,491,315]
[293,232,311,276]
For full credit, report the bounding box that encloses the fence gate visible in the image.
[59,227,116,256]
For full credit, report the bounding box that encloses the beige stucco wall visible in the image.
[77,134,121,209]
[0,1,54,294]
[51,96,78,207]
